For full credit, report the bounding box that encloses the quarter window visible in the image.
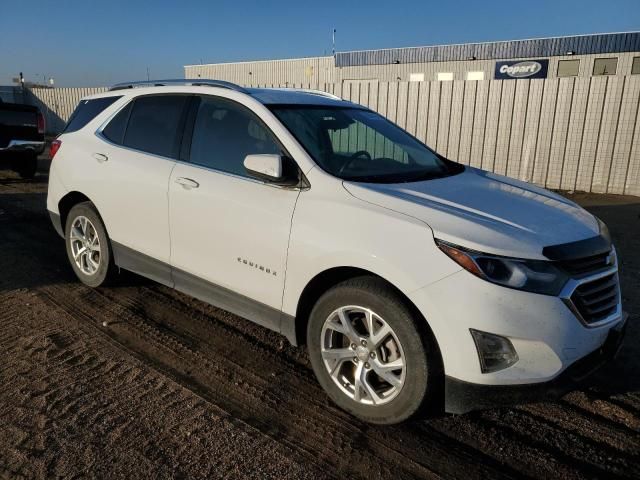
[189,96,281,177]
[593,58,618,76]
[65,96,121,133]
[102,101,132,144]
[122,95,189,158]
[557,59,580,77]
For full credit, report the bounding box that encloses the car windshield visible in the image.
[270,105,463,183]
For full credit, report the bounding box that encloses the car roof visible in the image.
[245,88,359,107]
[83,80,363,108]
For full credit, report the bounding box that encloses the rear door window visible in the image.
[123,95,190,158]
[64,96,121,133]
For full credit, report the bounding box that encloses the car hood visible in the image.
[343,167,600,259]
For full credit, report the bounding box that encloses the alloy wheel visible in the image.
[69,215,101,276]
[320,305,406,405]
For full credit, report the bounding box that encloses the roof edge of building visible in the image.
[185,55,333,68]
[333,31,640,56]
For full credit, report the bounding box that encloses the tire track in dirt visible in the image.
[103,285,515,479]
[37,272,442,479]
[563,393,640,433]
[1,272,332,479]
[477,408,639,478]
[518,402,640,454]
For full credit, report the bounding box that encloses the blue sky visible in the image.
[1,0,639,86]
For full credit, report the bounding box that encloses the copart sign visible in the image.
[494,59,549,79]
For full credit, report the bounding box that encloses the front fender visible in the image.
[282,178,460,316]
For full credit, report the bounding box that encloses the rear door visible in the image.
[91,94,190,282]
[168,95,301,325]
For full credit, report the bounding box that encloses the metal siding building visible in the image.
[185,32,640,84]
[185,56,335,87]
[334,32,640,66]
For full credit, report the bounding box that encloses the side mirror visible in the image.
[244,154,286,182]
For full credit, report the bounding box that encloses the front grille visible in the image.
[570,272,619,325]
[558,251,611,276]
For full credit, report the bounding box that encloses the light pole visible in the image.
[332,29,336,56]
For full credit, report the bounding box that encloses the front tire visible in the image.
[307,276,439,424]
[64,202,116,287]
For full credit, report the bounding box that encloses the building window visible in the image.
[466,71,484,81]
[409,73,425,82]
[437,72,453,81]
[632,57,640,75]
[557,59,580,77]
[593,58,618,76]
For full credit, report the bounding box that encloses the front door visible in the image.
[168,95,301,329]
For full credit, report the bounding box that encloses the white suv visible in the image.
[47,80,627,424]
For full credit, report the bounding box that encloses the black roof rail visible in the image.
[108,79,248,93]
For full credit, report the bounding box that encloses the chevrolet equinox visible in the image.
[47,80,627,424]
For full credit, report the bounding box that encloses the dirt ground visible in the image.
[0,159,638,479]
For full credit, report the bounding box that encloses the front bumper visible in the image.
[410,268,626,385]
[444,315,627,413]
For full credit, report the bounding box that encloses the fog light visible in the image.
[470,329,519,373]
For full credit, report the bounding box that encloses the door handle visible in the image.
[93,153,108,163]
[175,177,199,189]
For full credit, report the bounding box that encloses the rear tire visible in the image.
[13,152,38,179]
[64,202,116,287]
[307,276,439,424]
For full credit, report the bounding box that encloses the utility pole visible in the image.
[146,67,150,81]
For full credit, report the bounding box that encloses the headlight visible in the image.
[436,240,569,295]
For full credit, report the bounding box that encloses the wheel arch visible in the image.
[293,266,437,351]
[58,191,95,231]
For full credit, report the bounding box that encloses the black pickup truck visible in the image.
[0,98,45,178]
